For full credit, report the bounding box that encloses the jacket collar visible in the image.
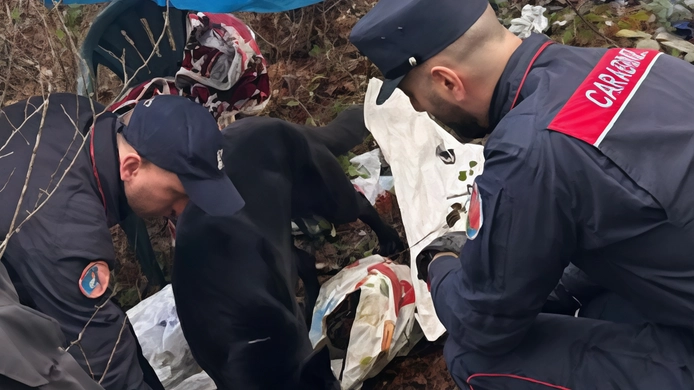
[91,115,132,227]
[488,33,551,130]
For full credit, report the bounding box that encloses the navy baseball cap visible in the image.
[122,95,245,217]
[350,0,488,104]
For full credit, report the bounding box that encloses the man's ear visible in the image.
[430,66,466,102]
[120,153,143,182]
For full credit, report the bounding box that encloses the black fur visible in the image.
[172,106,403,390]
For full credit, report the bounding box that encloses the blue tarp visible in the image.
[46,0,323,13]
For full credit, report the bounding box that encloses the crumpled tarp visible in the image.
[363,78,485,342]
[45,0,323,13]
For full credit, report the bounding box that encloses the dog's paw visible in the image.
[376,228,405,257]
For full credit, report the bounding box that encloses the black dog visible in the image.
[172,106,403,390]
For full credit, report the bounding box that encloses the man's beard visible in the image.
[444,119,489,140]
[429,96,489,140]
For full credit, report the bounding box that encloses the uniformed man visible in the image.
[0,93,243,389]
[351,0,694,388]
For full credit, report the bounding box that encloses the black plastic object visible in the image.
[77,0,188,96]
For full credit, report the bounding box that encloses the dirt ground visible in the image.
[1,0,690,388]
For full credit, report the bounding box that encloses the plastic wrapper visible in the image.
[508,5,549,39]
[363,78,485,341]
[309,255,420,389]
[126,285,212,389]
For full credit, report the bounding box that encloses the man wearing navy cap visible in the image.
[1,93,242,389]
[352,0,694,389]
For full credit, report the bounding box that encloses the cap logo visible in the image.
[408,57,417,67]
[143,98,154,107]
[217,149,224,170]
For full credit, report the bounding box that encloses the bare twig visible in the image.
[0,100,47,153]
[0,90,50,260]
[66,287,121,353]
[0,167,15,192]
[75,343,96,379]
[98,317,129,385]
[567,0,619,47]
[31,0,72,91]
[34,104,81,208]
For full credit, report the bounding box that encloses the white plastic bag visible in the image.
[508,5,549,39]
[363,78,485,341]
[350,149,384,205]
[126,285,212,389]
[309,255,420,389]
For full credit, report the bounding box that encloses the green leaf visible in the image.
[379,279,389,297]
[591,4,613,15]
[318,219,332,231]
[337,155,353,174]
[469,169,474,176]
[583,13,605,23]
[631,10,651,21]
[469,161,478,168]
[10,7,20,22]
[286,100,300,107]
[562,29,575,44]
[309,44,322,57]
[576,28,596,45]
[56,28,66,41]
[347,166,361,178]
[305,117,316,126]
[617,20,633,29]
[458,171,468,181]
[671,48,681,57]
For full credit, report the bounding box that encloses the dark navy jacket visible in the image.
[430,34,694,357]
[1,94,128,274]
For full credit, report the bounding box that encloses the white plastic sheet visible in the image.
[508,5,549,39]
[126,285,213,390]
[350,149,385,205]
[309,255,420,389]
[363,78,485,341]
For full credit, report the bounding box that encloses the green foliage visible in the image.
[64,5,84,35]
[337,152,369,179]
[11,7,20,23]
[562,28,575,44]
[309,44,323,57]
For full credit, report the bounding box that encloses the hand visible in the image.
[415,231,467,281]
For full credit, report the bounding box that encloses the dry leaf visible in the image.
[635,39,661,50]
[655,32,694,53]
[615,29,652,38]
[685,53,694,63]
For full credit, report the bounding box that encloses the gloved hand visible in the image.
[415,231,467,281]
